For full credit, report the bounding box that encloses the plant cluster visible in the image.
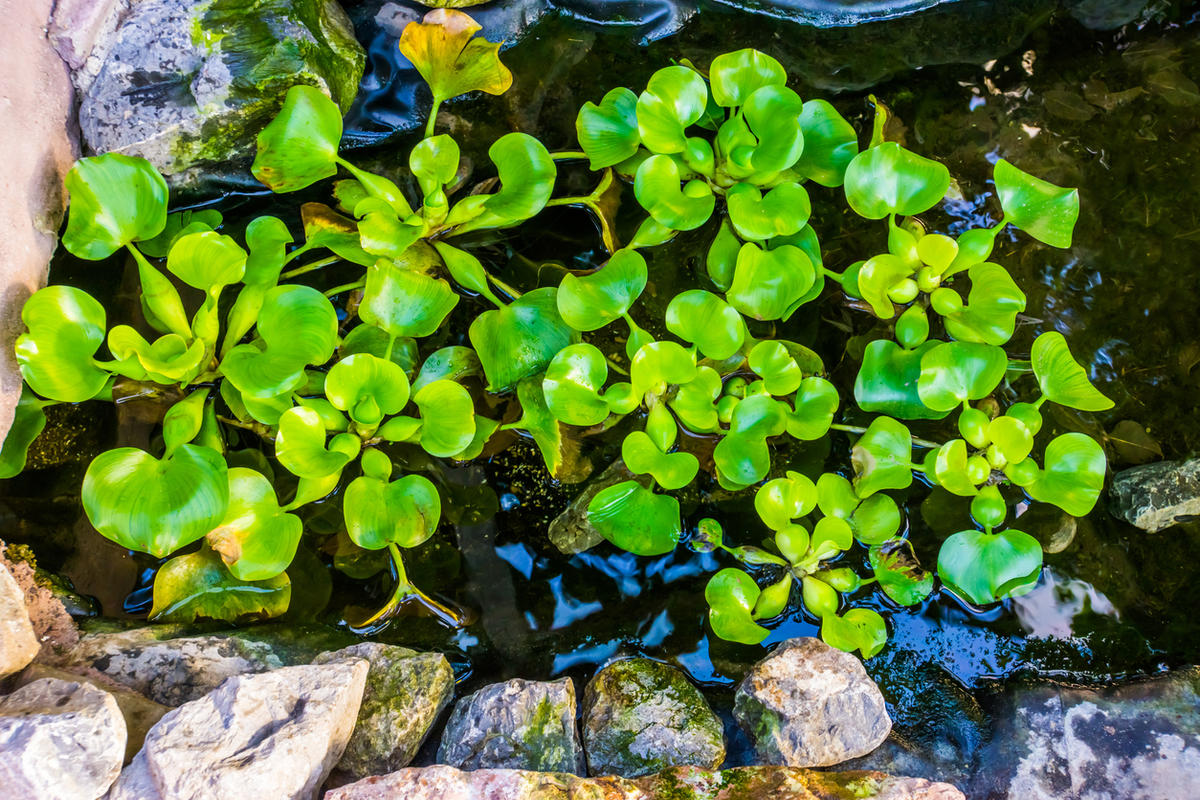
[4,9,1112,656]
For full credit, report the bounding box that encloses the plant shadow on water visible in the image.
[3,0,1200,760]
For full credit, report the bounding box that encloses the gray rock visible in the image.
[106,659,368,800]
[734,637,892,768]
[1110,458,1200,532]
[313,643,454,780]
[970,668,1200,800]
[438,677,585,774]
[78,0,365,187]
[0,560,38,678]
[582,658,725,777]
[0,677,127,800]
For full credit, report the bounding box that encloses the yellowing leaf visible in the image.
[399,9,513,104]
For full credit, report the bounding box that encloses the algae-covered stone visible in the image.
[437,677,585,774]
[582,658,725,777]
[79,0,365,187]
[1109,457,1200,533]
[734,637,891,768]
[314,642,454,780]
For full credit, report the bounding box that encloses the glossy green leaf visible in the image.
[988,416,1034,465]
[726,182,811,241]
[1030,331,1114,412]
[399,8,512,104]
[452,133,556,233]
[252,85,343,193]
[325,353,411,429]
[161,390,209,458]
[164,230,247,294]
[971,484,1007,530]
[938,528,1042,605]
[588,480,681,556]
[854,340,947,421]
[821,608,887,658]
[410,134,461,199]
[941,263,1026,346]
[63,154,168,259]
[933,439,980,497]
[994,159,1080,248]
[621,430,699,491]
[728,242,814,322]
[869,539,933,606]
[709,48,786,107]
[507,378,590,483]
[848,492,900,544]
[706,568,770,644]
[345,473,442,550]
[669,366,722,433]
[636,65,708,153]
[359,243,459,339]
[83,444,228,558]
[470,287,575,392]
[274,407,361,480]
[706,218,741,291]
[151,547,290,623]
[787,376,839,440]
[894,304,929,350]
[206,468,302,581]
[755,471,817,531]
[917,341,1008,412]
[341,324,419,376]
[802,575,839,617]
[412,345,481,391]
[299,203,374,266]
[634,155,715,231]
[577,87,641,170]
[816,472,859,520]
[0,388,47,479]
[851,416,913,498]
[243,216,293,286]
[748,341,802,396]
[844,142,950,219]
[1027,432,1106,517]
[714,394,788,489]
[356,198,424,260]
[811,515,854,557]
[857,253,912,319]
[543,343,613,426]
[137,209,223,258]
[739,86,806,177]
[413,379,477,457]
[557,249,647,331]
[665,290,745,360]
[630,340,696,399]
[15,286,110,402]
[794,99,859,187]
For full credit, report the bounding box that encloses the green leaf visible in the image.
[665,290,745,360]
[508,378,592,483]
[398,8,512,104]
[728,242,815,322]
[706,568,770,645]
[709,48,786,107]
[274,407,361,480]
[300,203,375,266]
[243,216,293,286]
[557,249,647,332]
[631,342,697,400]
[413,379,477,457]
[0,387,47,479]
[994,159,1080,248]
[669,366,722,433]
[356,198,424,260]
[543,343,614,427]
[938,528,1042,605]
[755,471,817,531]
[738,86,806,177]
[817,472,859,520]
[941,263,1026,346]
[345,473,442,549]
[206,468,302,581]
[917,341,1008,412]
[844,142,950,219]
[341,324,419,376]
[221,285,339,399]
[634,155,714,231]
[636,65,708,154]
[794,99,859,187]
[410,134,461,200]
[870,539,934,606]
[83,444,229,558]
[577,87,641,170]
[361,257,458,344]
[62,154,168,259]
[325,353,411,429]
[1027,432,1106,517]
[470,287,576,392]
[932,439,980,497]
[850,494,902,545]
[621,431,699,491]
[854,340,948,421]
[971,484,1007,530]
[726,182,811,241]
[166,230,247,295]
[588,480,681,556]
[451,133,556,233]
[15,286,110,402]
[1031,331,1114,411]
[137,209,223,258]
[412,345,480,391]
[714,395,788,489]
[857,253,912,319]
[988,415,1034,465]
[151,547,290,623]
[820,608,888,658]
[788,376,839,441]
[749,341,803,396]
[162,390,209,458]
[252,85,343,193]
[706,218,741,291]
[851,416,913,498]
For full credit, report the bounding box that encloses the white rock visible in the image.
[106,659,369,800]
[0,560,37,678]
[0,677,127,800]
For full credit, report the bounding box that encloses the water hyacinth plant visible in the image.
[5,10,1112,658]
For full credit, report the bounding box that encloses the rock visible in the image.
[734,637,892,768]
[47,0,133,94]
[0,560,38,678]
[1110,458,1200,532]
[970,668,1200,799]
[437,677,585,774]
[0,0,77,444]
[107,659,368,800]
[582,658,725,777]
[0,677,127,800]
[78,0,365,188]
[15,664,169,763]
[313,643,454,780]
[1,544,80,660]
[325,764,965,799]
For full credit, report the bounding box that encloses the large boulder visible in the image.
[0,677,127,800]
[77,0,365,188]
[325,764,965,800]
[106,659,368,800]
[734,637,892,767]
[582,658,725,777]
[1110,458,1200,532]
[438,677,585,774]
[0,559,38,678]
[313,643,454,780]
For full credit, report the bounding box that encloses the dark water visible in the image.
[5,0,1200,760]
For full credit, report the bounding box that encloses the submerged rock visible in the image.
[582,658,725,777]
[0,677,127,800]
[78,0,365,188]
[0,560,38,678]
[437,677,585,774]
[734,637,892,767]
[1109,457,1200,532]
[326,764,965,799]
[106,659,368,800]
[313,642,454,780]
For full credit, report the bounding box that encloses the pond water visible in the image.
[4,0,1200,765]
